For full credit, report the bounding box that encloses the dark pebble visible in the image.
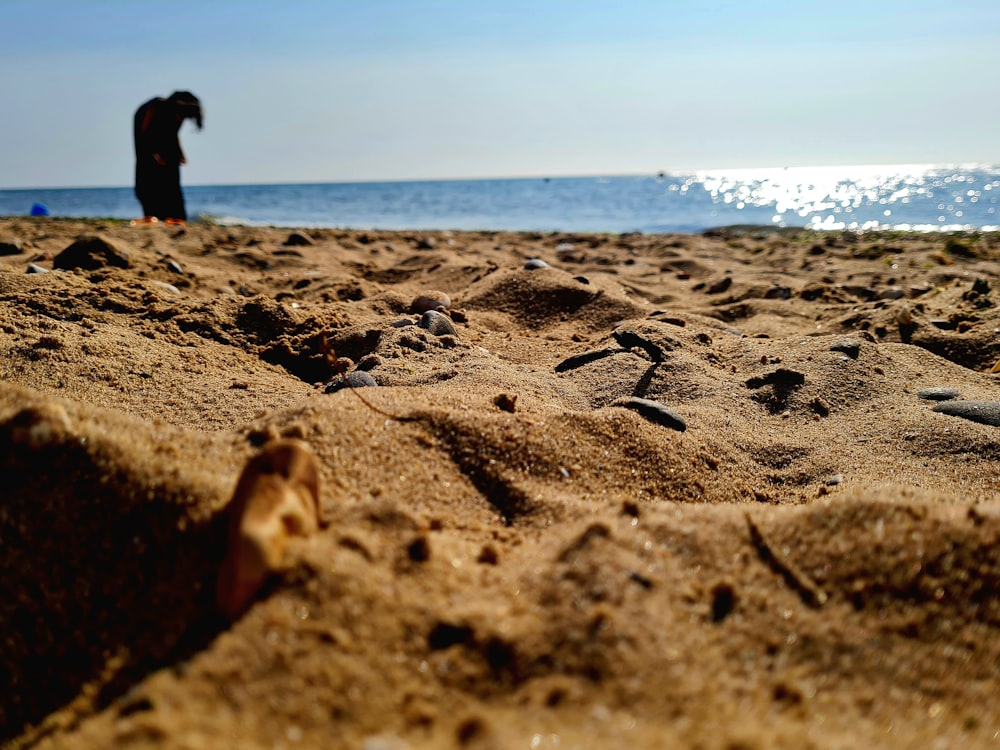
[167,260,184,274]
[419,310,457,337]
[573,275,590,284]
[830,340,860,359]
[325,370,378,394]
[614,397,687,432]
[524,258,549,270]
[917,387,960,401]
[705,277,732,294]
[932,401,1000,427]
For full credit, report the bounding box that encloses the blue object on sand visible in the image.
[30,203,50,216]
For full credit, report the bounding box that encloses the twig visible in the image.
[320,334,416,422]
[745,512,827,609]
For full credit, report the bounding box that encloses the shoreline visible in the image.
[2,218,999,747]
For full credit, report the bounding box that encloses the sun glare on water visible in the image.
[692,164,1000,232]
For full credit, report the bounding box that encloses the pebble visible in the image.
[418,310,457,337]
[524,258,549,270]
[416,236,437,250]
[614,397,687,432]
[152,281,181,295]
[704,277,732,294]
[26,263,49,274]
[917,387,960,401]
[829,340,860,359]
[825,474,844,486]
[0,238,23,256]
[410,291,451,313]
[880,288,905,300]
[931,401,1000,427]
[325,370,378,394]
[167,260,185,274]
[573,275,590,284]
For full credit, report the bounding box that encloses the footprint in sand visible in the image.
[216,439,321,619]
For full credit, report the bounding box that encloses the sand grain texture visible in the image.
[2,219,999,748]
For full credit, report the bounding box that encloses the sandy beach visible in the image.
[2,217,999,748]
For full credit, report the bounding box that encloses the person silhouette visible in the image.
[133,91,203,223]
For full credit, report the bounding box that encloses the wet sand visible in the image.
[2,218,999,748]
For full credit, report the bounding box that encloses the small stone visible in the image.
[416,236,437,250]
[325,370,378,394]
[880,288,905,300]
[705,277,732,294]
[972,278,991,295]
[26,263,49,274]
[614,397,687,432]
[932,401,1000,427]
[917,387,960,401]
[825,474,844,486]
[53,233,130,270]
[390,318,415,328]
[0,238,23,256]
[830,340,860,359]
[167,260,185,274]
[418,310,457,337]
[283,231,314,246]
[152,281,181,295]
[524,258,549,270]
[573,275,590,284]
[410,291,451,314]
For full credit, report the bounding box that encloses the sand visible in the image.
[1,217,999,749]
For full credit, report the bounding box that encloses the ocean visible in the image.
[2,164,998,234]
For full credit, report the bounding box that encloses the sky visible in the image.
[1,0,999,189]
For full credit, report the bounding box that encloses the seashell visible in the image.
[216,439,321,619]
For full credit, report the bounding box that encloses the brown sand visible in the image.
[1,218,999,749]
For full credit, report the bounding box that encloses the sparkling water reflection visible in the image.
[694,164,1000,232]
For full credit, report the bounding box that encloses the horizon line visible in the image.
[2,161,997,192]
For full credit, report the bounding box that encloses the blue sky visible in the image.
[2,0,998,188]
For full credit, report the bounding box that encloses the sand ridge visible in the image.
[1,218,999,748]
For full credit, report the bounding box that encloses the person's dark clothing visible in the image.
[133,93,201,220]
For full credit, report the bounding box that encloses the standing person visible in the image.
[133,91,203,223]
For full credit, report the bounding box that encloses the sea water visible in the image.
[1,164,997,234]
